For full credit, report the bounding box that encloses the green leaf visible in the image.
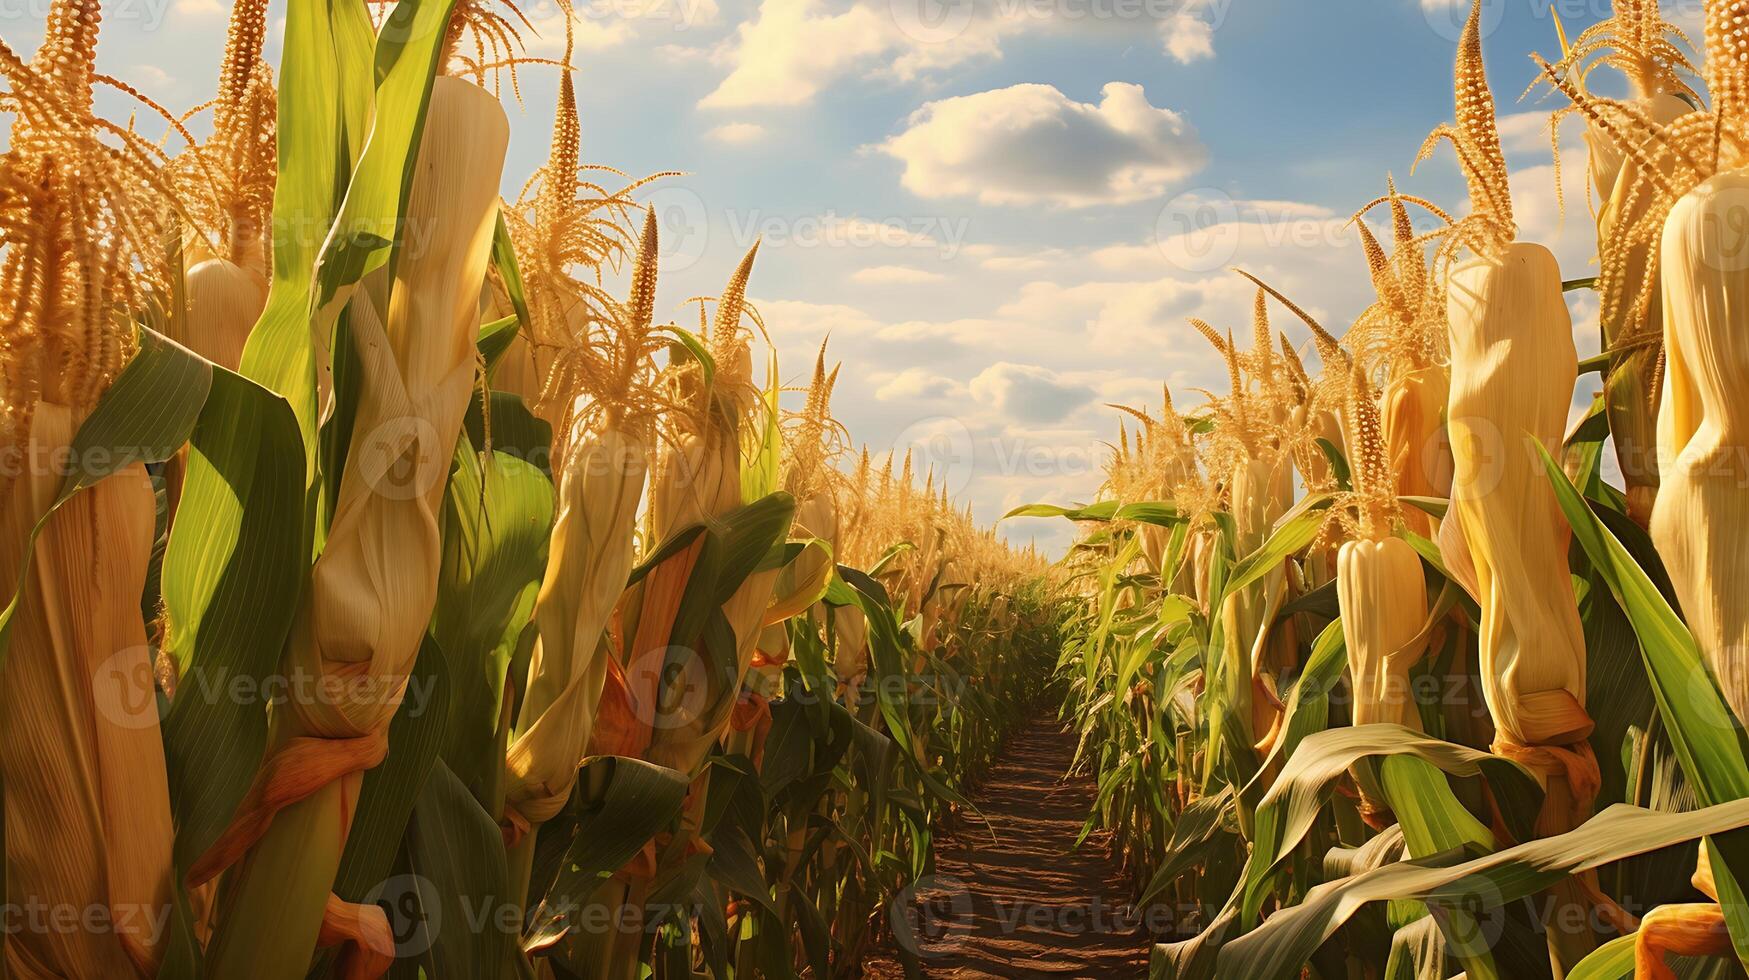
[1137,786,1235,908]
[0,329,212,657]
[1536,442,1749,805]
[334,636,452,903]
[477,315,521,373]
[1219,799,1749,980]
[1563,934,1635,980]
[525,756,691,951]
[1003,499,1184,527]
[433,446,555,802]
[239,0,373,475]
[396,761,515,977]
[1237,725,1541,928]
[313,0,462,314]
[159,360,306,872]
[490,210,533,348]
[1223,494,1332,597]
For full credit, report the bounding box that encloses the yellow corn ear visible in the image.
[205,74,510,979]
[1651,170,1749,728]
[1336,536,1429,731]
[506,427,647,825]
[1595,92,1691,526]
[831,604,870,692]
[1220,456,1292,746]
[1382,363,1451,537]
[1447,241,1591,754]
[180,256,267,372]
[648,430,739,545]
[1,404,174,978]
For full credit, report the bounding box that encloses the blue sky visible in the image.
[31,0,1675,554]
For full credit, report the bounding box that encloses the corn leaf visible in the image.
[1237,725,1542,928]
[1218,799,1749,980]
[240,0,374,477]
[1223,494,1332,597]
[524,756,691,951]
[160,359,306,871]
[433,446,555,803]
[0,329,210,657]
[1535,443,1749,805]
[395,761,515,977]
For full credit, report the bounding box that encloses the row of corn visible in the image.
[1022,2,1749,978]
[0,0,1062,976]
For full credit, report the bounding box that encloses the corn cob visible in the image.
[202,49,510,977]
[1435,3,1595,965]
[172,0,275,371]
[504,208,665,907]
[0,2,179,973]
[1650,169,1749,728]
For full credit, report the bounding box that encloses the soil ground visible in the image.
[859,720,1152,979]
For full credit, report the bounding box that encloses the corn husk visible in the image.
[203,73,509,977]
[506,427,647,825]
[2,403,174,978]
[1594,92,1692,526]
[1447,242,1591,755]
[1337,536,1430,734]
[1650,169,1749,729]
[1382,363,1451,537]
[180,257,268,371]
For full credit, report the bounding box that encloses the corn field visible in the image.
[14,0,1749,977]
[1013,1,1749,978]
[0,0,1060,976]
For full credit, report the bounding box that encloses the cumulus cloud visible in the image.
[852,265,947,284]
[875,368,965,401]
[968,363,1098,424]
[751,298,886,345]
[1163,6,1215,63]
[879,83,1207,207]
[706,122,769,144]
[703,0,1220,109]
[701,0,893,108]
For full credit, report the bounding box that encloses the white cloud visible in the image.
[852,265,946,284]
[750,298,885,345]
[706,122,769,144]
[875,368,964,401]
[700,0,892,109]
[704,0,1222,110]
[1163,7,1215,63]
[131,64,172,87]
[173,0,223,16]
[968,363,1098,424]
[880,83,1207,207]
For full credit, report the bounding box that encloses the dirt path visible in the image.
[862,720,1152,979]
